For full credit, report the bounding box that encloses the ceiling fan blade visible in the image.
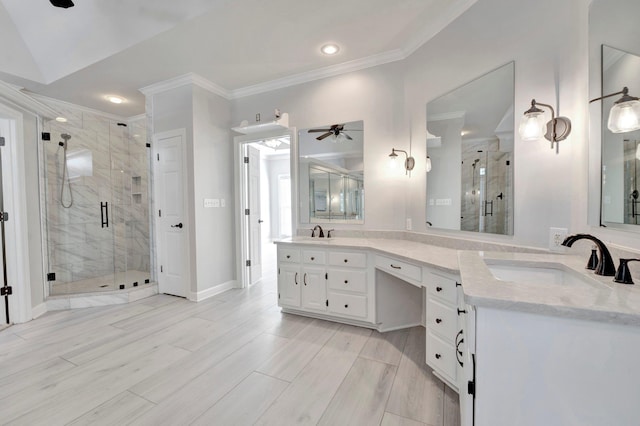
[343,133,353,140]
[316,132,333,140]
[308,129,331,133]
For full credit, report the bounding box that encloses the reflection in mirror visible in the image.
[299,120,364,223]
[601,45,640,225]
[426,62,514,235]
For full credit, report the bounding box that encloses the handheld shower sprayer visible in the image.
[59,134,73,208]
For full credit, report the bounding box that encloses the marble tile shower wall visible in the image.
[41,105,150,287]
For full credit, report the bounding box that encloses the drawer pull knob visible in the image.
[294,273,298,285]
[311,257,315,261]
[435,353,441,359]
[344,280,348,284]
[304,273,307,286]
[344,304,349,308]
[436,286,443,292]
[390,264,401,269]
[344,259,348,263]
[286,255,291,259]
[436,318,442,324]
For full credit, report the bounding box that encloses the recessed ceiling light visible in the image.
[106,95,125,104]
[55,117,67,123]
[321,44,340,55]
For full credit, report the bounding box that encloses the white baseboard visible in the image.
[31,302,47,319]
[189,280,238,302]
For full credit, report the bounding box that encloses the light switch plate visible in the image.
[203,198,215,208]
[220,198,226,207]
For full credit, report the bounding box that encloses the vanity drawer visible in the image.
[278,248,300,263]
[328,251,367,268]
[426,330,456,381]
[327,269,367,293]
[302,249,326,265]
[327,292,368,319]
[427,298,457,342]
[427,272,458,305]
[375,255,422,283]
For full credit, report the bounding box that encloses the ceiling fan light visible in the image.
[264,138,281,149]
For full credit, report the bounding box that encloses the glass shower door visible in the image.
[45,125,116,295]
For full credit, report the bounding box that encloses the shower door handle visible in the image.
[101,202,109,228]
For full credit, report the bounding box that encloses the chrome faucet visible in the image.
[311,225,324,238]
[561,234,616,276]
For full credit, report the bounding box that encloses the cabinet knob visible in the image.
[344,280,348,284]
[436,286,443,292]
[344,304,349,308]
[436,318,442,324]
[435,353,441,359]
[344,259,348,263]
[311,257,315,261]
[286,255,290,259]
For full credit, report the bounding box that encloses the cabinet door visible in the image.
[301,266,327,311]
[278,264,301,307]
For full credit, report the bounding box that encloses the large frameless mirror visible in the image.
[298,120,364,224]
[426,62,515,235]
[600,45,640,226]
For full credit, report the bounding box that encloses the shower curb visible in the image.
[45,283,158,311]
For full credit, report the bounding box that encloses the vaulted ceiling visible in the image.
[0,0,476,117]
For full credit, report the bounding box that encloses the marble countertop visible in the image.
[275,237,460,274]
[277,237,640,326]
[459,251,640,326]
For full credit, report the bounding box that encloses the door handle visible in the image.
[258,219,264,223]
[100,202,109,228]
[171,223,183,229]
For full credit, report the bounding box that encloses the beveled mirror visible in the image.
[298,120,364,223]
[426,62,514,235]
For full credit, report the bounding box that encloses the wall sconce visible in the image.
[590,87,640,134]
[389,148,415,175]
[518,99,572,149]
[426,156,432,172]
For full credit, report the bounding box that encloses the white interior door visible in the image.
[247,145,262,284]
[154,130,187,297]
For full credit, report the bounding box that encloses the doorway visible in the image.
[236,132,292,288]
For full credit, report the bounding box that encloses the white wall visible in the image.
[151,84,235,295]
[232,62,408,232]
[231,0,597,250]
[192,85,235,292]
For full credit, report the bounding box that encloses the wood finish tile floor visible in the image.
[0,264,460,425]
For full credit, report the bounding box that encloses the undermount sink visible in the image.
[484,260,602,288]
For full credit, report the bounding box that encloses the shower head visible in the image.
[59,133,71,147]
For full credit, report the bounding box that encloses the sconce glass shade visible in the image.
[608,99,640,133]
[518,110,546,141]
[264,138,281,148]
[425,156,432,172]
[389,150,399,169]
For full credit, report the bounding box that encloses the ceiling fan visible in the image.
[307,124,361,141]
[50,0,74,8]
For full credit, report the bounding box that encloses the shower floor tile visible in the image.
[50,270,151,296]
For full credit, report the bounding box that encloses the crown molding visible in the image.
[0,80,59,120]
[230,49,405,99]
[139,72,232,99]
[138,1,476,102]
[402,0,478,57]
[428,110,466,122]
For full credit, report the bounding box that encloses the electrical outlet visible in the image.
[406,218,412,231]
[549,227,568,252]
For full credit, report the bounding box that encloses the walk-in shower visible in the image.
[41,117,151,296]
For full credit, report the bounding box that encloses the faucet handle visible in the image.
[614,258,640,285]
[327,229,335,238]
[310,228,315,237]
[586,246,598,270]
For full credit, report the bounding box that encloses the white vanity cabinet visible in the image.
[424,270,460,391]
[300,249,327,312]
[277,244,374,325]
[326,251,371,320]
